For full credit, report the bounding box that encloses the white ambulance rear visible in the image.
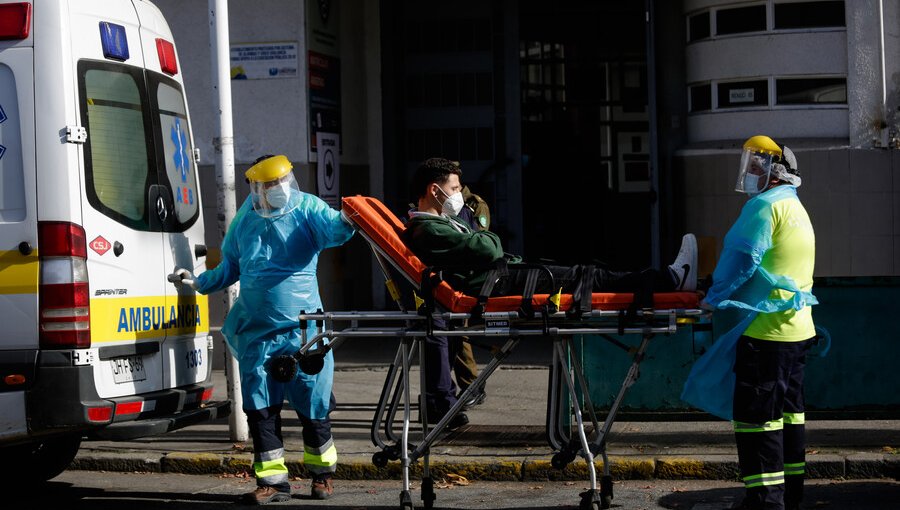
[0,0,230,484]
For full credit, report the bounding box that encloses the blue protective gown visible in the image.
[195,191,354,416]
[681,185,817,420]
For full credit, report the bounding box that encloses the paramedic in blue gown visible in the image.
[701,136,816,510]
[169,155,353,505]
[403,157,698,430]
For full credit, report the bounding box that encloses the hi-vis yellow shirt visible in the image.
[744,197,816,341]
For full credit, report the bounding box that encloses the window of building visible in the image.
[776,77,846,104]
[407,18,492,54]
[689,84,712,112]
[715,5,767,35]
[520,41,566,122]
[717,80,768,108]
[407,127,493,162]
[774,1,845,29]
[688,11,710,42]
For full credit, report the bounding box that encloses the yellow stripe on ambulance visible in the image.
[90,295,209,342]
[0,250,39,295]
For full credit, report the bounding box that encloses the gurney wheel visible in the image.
[372,451,389,468]
[299,352,326,375]
[400,489,413,510]
[578,489,603,510]
[269,355,298,383]
[551,450,576,470]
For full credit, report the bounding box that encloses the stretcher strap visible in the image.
[518,267,542,318]
[567,264,595,319]
[419,269,443,335]
[619,269,656,334]
[472,259,508,320]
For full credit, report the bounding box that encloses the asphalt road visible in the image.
[15,471,900,509]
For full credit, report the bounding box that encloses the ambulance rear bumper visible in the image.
[26,362,231,441]
[92,398,231,440]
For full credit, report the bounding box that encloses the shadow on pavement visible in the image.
[19,480,588,510]
[657,480,900,510]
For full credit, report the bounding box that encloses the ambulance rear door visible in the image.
[68,0,170,399]
[134,0,210,390]
[0,3,38,439]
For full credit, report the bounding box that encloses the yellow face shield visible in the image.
[736,149,775,195]
[246,156,300,218]
[246,155,293,183]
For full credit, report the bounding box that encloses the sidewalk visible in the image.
[73,366,900,481]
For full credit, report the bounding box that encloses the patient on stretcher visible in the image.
[403,158,698,299]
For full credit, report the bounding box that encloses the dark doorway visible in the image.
[519,0,652,269]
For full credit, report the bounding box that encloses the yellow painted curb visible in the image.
[523,457,655,481]
[162,452,223,473]
[654,457,739,480]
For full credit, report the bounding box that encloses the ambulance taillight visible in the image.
[156,38,177,75]
[0,2,31,40]
[38,222,91,349]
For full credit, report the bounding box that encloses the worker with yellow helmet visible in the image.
[169,154,353,503]
[690,136,816,510]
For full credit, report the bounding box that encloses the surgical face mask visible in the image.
[265,182,291,208]
[436,186,464,217]
[736,152,772,196]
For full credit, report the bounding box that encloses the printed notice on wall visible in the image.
[316,132,340,208]
[230,42,299,80]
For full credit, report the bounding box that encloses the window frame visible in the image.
[78,60,156,231]
[686,1,846,44]
[147,71,200,232]
[78,59,200,233]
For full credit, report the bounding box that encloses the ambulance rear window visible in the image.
[78,60,199,232]
[152,78,198,226]
[83,67,150,224]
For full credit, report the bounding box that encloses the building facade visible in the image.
[153,0,900,410]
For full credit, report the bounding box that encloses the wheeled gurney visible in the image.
[284,196,706,510]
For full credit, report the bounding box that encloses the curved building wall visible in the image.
[676,1,900,280]
[683,0,849,142]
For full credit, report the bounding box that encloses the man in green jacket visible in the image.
[403,157,698,425]
[403,158,697,298]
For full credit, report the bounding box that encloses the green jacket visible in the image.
[402,213,514,294]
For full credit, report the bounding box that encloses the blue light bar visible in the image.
[99,22,129,62]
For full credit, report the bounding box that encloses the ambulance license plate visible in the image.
[110,355,147,384]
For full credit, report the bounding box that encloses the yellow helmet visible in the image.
[742,135,782,157]
[245,155,292,183]
[736,135,800,195]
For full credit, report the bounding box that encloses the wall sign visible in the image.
[230,42,299,80]
[316,132,340,208]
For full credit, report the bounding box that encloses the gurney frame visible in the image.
[288,212,706,510]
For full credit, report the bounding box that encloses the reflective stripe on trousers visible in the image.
[304,437,338,475]
[254,447,289,486]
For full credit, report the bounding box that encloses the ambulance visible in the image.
[0,0,230,484]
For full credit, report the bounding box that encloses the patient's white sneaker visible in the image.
[668,234,698,292]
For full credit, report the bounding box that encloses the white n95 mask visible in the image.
[437,188,464,217]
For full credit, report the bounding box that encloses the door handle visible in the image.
[18,242,33,256]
